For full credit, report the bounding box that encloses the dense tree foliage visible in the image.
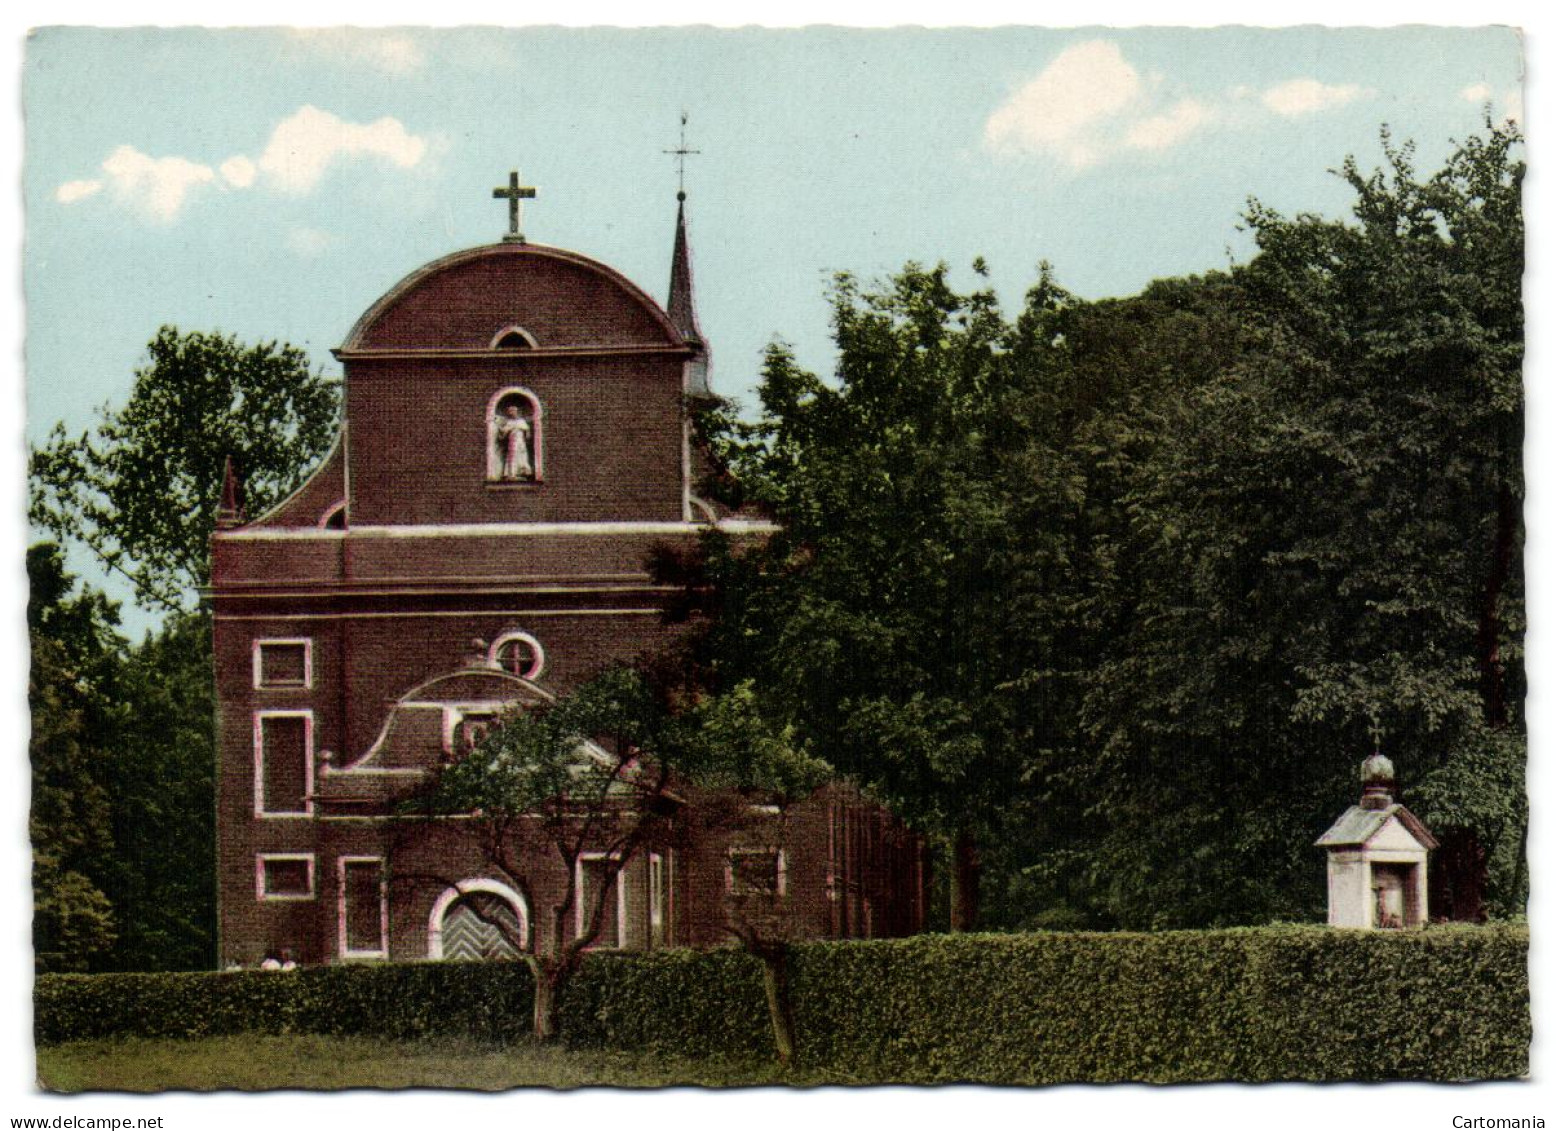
[31,327,339,610]
[1069,125,1525,927]
[29,328,338,970]
[28,546,216,971]
[98,613,218,970]
[29,545,122,971]
[697,123,1523,929]
[693,265,1045,926]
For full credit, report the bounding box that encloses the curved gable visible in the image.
[240,432,347,529]
[329,666,553,779]
[342,243,683,352]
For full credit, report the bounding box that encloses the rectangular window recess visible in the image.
[340,857,387,956]
[256,711,313,817]
[254,639,312,689]
[258,854,315,900]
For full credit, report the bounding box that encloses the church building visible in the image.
[209,168,926,966]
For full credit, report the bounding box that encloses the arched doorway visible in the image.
[428,879,529,960]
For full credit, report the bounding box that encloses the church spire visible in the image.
[667,195,704,348]
[664,113,711,397]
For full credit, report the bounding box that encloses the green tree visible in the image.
[99,612,217,970]
[1070,123,1524,925]
[694,124,1521,933]
[28,545,218,971]
[29,328,338,969]
[989,272,1259,929]
[696,263,1257,931]
[402,668,828,1053]
[403,670,704,1040]
[695,264,1072,929]
[31,326,339,610]
[28,544,122,972]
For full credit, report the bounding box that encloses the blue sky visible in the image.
[8,12,1552,1127]
[21,24,1525,631]
[26,25,1522,441]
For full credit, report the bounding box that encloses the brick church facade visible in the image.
[210,178,926,966]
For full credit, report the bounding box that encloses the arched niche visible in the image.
[485,386,544,483]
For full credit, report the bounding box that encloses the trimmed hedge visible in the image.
[783,925,1529,1082]
[787,929,1253,1082]
[35,924,1528,1082]
[558,947,773,1059]
[35,962,533,1046]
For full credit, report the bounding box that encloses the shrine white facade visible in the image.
[1317,753,1438,930]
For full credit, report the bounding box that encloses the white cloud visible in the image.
[287,29,426,75]
[55,179,102,204]
[100,144,217,222]
[1125,98,1213,151]
[54,147,216,220]
[220,155,257,189]
[1464,82,1523,123]
[257,105,428,195]
[1261,79,1369,117]
[285,225,335,257]
[984,40,1143,168]
[54,105,430,225]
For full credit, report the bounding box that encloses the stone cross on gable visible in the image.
[493,171,537,244]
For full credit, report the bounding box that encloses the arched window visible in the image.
[489,325,539,350]
[489,631,545,680]
[485,387,543,483]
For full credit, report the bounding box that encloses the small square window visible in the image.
[258,855,314,900]
[255,640,311,689]
[727,849,786,898]
[444,707,502,758]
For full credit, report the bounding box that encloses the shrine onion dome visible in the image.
[336,241,690,355]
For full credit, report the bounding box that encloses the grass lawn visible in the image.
[37,1034,869,1092]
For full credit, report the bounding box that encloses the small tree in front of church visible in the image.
[401,668,832,1052]
[402,669,696,1041]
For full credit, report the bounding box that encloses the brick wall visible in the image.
[212,237,924,967]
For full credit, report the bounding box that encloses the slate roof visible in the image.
[1315,803,1439,850]
[666,197,712,398]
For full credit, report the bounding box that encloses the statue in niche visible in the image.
[489,399,534,481]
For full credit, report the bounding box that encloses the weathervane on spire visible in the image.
[493,170,537,244]
[663,111,700,200]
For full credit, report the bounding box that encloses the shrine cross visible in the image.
[493,171,537,243]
